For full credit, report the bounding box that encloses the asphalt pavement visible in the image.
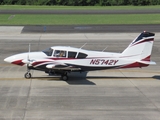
[0,32,160,120]
[22,24,160,33]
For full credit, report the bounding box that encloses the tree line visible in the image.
[1,0,160,6]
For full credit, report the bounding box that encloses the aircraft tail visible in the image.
[120,31,155,64]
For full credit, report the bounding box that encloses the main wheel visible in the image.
[24,72,31,79]
[61,75,68,81]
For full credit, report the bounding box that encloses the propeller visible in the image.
[27,43,31,67]
[27,43,31,69]
[22,43,31,65]
[24,43,32,79]
[28,43,30,62]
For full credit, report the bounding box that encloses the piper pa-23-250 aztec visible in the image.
[4,31,156,81]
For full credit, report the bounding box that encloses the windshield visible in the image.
[42,47,53,56]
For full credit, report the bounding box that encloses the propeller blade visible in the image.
[28,43,31,61]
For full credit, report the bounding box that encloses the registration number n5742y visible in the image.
[90,59,119,65]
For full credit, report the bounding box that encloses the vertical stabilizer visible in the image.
[121,31,155,61]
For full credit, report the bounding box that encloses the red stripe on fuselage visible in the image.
[48,58,75,60]
[32,61,49,66]
[12,60,25,66]
[141,56,151,61]
[120,62,148,69]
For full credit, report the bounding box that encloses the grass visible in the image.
[0,5,160,10]
[0,5,159,25]
[0,14,160,25]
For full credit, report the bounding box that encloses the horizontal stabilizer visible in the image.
[137,60,156,65]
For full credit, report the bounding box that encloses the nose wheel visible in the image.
[24,72,32,79]
[25,66,32,79]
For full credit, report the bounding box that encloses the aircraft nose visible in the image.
[4,56,25,66]
[4,56,13,63]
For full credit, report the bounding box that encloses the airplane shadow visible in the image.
[66,72,96,85]
[86,76,159,79]
[31,77,96,85]
[152,75,160,80]
[66,77,96,85]
[31,73,160,85]
[32,72,96,85]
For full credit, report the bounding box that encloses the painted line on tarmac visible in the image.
[0,64,15,66]
[0,78,27,80]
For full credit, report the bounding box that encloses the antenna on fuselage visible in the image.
[102,46,107,52]
[80,43,87,49]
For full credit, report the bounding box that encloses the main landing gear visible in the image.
[61,72,68,81]
[48,70,69,81]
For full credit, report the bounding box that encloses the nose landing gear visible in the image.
[24,68,32,79]
[24,72,32,79]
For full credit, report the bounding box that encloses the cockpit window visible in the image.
[42,48,53,56]
[68,51,77,58]
[54,50,66,57]
[77,52,88,58]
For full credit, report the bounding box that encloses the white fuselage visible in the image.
[4,46,149,71]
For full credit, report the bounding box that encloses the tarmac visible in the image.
[0,26,160,120]
[22,24,160,33]
[1,25,160,34]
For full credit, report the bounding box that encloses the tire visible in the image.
[24,72,31,79]
[61,75,68,81]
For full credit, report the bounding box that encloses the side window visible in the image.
[54,50,66,57]
[59,51,66,57]
[54,50,60,57]
[68,51,77,58]
[77,52,88,58]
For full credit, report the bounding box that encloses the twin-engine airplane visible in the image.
[4,31,156,80]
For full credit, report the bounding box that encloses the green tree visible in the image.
[150,0,160,5]
[3,0,12,4]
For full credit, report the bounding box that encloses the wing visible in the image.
[31,59,81,71]
[46,64,81,71]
